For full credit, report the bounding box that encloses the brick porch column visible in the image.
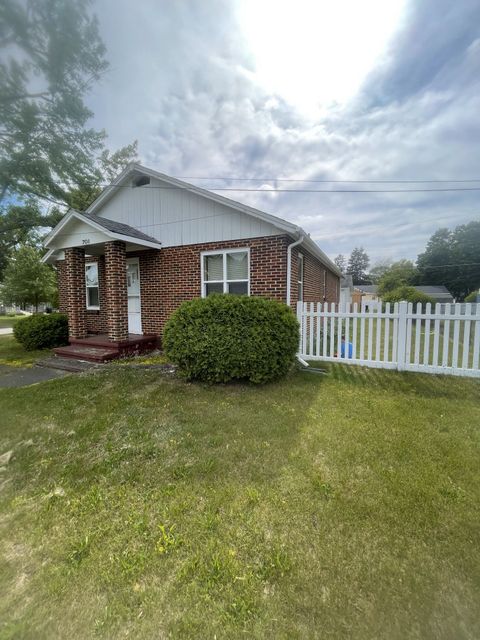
[104,240,128,342]
[64,247,87,339]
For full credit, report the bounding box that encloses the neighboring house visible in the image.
[413,286,454,304]
[354,284,455,306]
[43,164,340,360]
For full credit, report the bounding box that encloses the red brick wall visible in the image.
[63,247,87,339]
[132,235,290,335]
[104,241,128,341]
[56,234,339,339]
[57,256,108,334]
[290,247,339,306]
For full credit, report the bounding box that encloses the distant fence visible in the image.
[297,301,480,378]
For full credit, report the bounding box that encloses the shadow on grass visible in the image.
[321,362,480,401]
[0,367,327,495]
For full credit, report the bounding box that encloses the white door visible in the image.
[126,258,142,334]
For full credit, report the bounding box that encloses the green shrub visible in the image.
[465,290,479,303]
[382,286,434,307]
[13,313,69,350]
[163,295,299,384]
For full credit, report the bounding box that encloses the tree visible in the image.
[62,140,138,211]
[377,260,417,296]
[417,221,480,299]
[416,228,452,290]
[368,259,392,284]
[0,0,108,206]
[334,254,347,273]
[382,286,434,307]
[0,200,45,278]
[1,245,57,311]
[346,247,370,284]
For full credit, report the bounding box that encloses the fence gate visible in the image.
[297,301,480,378]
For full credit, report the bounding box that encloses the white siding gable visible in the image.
[54,219,111,249]
[96,177,282,247]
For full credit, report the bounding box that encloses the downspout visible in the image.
[286,235,304,306]
[286,234,309,368]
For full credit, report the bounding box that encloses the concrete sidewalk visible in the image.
[0,364,69,388]
[0,328,14,336]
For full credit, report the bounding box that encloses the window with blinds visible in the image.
[202,249,249,296]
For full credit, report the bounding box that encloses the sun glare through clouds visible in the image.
[237,0,406,115]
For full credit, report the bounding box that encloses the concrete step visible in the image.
[36,356,99,373]
[53,344,120,363]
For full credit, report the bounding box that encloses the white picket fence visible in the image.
[297,301,480,378]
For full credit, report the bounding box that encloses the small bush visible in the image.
[163,295,299,384]
[465,290,479,303]
[383,286,434,307]
[13,313,69,350]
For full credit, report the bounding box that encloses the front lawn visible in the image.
[0,365,479,639]
[0,315,23,329]
[0,335,52,367]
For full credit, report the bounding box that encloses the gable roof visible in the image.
[356,284,378,294]
[79,211,160,244]
[43,209,162,255]
[85,163,341,276]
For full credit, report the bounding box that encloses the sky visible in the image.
[87,0,480,266]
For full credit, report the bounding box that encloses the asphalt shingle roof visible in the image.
[80,211,160,245]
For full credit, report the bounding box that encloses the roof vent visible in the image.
[133,175,150,187]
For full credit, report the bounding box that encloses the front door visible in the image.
[126,258,142,334]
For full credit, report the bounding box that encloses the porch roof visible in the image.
[42,209,162,263]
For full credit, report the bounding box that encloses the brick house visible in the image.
[43,164,340,361]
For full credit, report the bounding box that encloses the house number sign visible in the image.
[82,239,91,245]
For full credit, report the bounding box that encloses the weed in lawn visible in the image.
[156,524,180,555]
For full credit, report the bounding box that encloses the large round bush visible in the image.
[164,295,299,384]
[14,313,69,350]
[382,286,434,306]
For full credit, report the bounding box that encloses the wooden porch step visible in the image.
[53,344,120,363]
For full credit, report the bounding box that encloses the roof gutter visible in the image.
[286,234,304,306]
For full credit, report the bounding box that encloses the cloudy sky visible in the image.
[87,0,480,266]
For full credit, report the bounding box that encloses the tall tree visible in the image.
[377,260,417,296]
[1,245,56,311]
[347,247,370,284]
[334,254,347,273]
[416,228,452,290]
[0,0,108,205]
[417,221,480,299]
[368,259,392,284]
[0,200,45,278]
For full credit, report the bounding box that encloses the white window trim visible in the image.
[85,262,100,310]
[200,247,250,297]
[298,252,304,302]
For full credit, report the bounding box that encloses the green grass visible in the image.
[0,335,52,367]
[0,315,23,330]
[0,365,479,639]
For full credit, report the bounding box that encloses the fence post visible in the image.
[397,301,408,371]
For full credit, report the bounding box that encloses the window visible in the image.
[85,263,100,309]
[201,249,249,297]
[298,253,304,301]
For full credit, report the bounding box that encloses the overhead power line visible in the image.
[77,183,480,194]
[176,176,480,184]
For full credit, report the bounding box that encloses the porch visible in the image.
[54,333,158,363]
[42,209,163,361]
